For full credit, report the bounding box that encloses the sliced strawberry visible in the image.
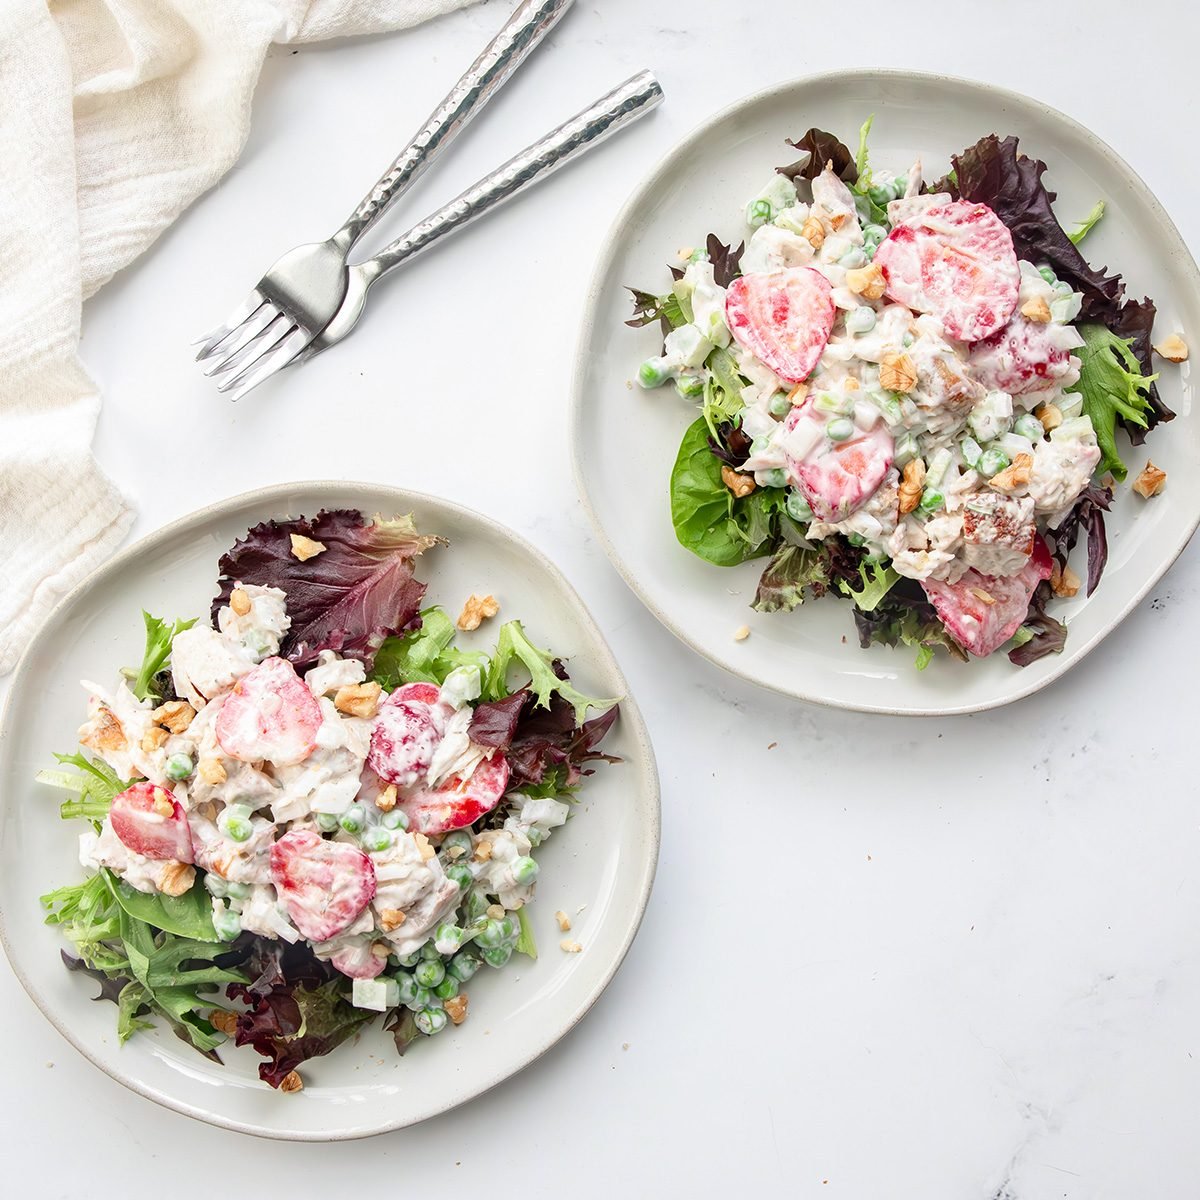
[921,537,1053,657]
[399,752,510,836]
[725,267,835,383]
[874,201,1019,342]
[269,829,376,942]
[109,781,194,863]
[783,398,894,521]
[330,942,388,980]
[969,312,1082,395]
[368,690,443,788]
[215,656,322,767]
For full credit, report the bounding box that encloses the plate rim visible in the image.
[0,480,661,1140]
[570,67,1200,716]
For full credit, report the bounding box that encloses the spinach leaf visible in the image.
[104,870,218,942]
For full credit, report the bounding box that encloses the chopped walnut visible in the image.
[720,465,756,498]
[1050,561,1081,598]
[444,994,469,1025]
[969,587,997,606]
[1035,402,1063,432]
[370,941,391,960]
[485,903,506,921]
[228,587,252,617]
[414,832,435,861]
[898,458,926,515]
[334,681,381,719]
[560,940,583,954]
[376,784,398,812]
[279,1070,303,1093]
[472,840,494,863]
[80,707,125,753]
[140,726,170,753]
[379,908,406,932]
[733,625,750,642]
[555,910,571,932]
[1132,461,1167,498]
[151,790,175,817]
[1153,333,1188,363]
[829,212,848,231]
[879,352,918,393]
[289,534,326,562]
[198,758,227,786]
[157,860,195,897]
[1020,295,1052,323]
[843,377,860,392]
[152,700,195,734]
[787,381,809,406]
[457,593,500,632]
[209,1009,239,1037]
[845,263,886,301]
[988,452,1034,492]
[801,216,825,249]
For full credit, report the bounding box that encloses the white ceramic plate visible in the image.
[572,71,1199,714]
[0,482,659,1139]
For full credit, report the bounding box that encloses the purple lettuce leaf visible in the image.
[214,509,442,671]
[1008,582,1068,667]
[778,128,857,185]
[1047,483,1112,597]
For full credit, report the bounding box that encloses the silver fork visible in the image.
[194,0,573,394]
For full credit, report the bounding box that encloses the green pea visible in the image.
[218,806,253,843]
[868,184,892,208]
[434,923,464,955]
[446,863,474,891]
[675,374,704,400]
[394,972,418,1006]
[212,906,241,942]
[448,951,483,982]
[839,247,867,270]
[381,808,408,830]
[845,307,876,335]
[847,533,866,547]
[1038,266,1057,285]
[499,916,518,943]
[482,944,514,969]
[785,492,813,521]
[203,872,229,899]
[979,448,1011,477]
[637,359,670,389]
[415,1007,449,1036]
[362,826,392,853]
[396,951,421,968]
[475,918,507,949]
[434,975,460,1001]
[414,958,446,988]
[405,985,433,1012]
[918,489,945,513]
[862,223,887,243]
[420,940,441,960]
[1013,414,1045,441]
[339,805,366,835]
[165,753,193,781]
[761,468,788,489]
[441,830,472,855]
[315,811,339,833]
[512,857,539,886]
[768,391,792,417]
[747,198,773,228]
[826,417,855,442]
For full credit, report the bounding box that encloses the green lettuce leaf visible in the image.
[670,418,786,566]
[103,870,218,942]
[372,607,487,689]
[752,543,831,613]
[130,612,197,702]
[515,907,537,960]
[1066,323,1159,481]
[38,752,129,822]
[1067,200,1105,246]
[852,588,969,669]
[836,559,901,613]
[482,621,617,724]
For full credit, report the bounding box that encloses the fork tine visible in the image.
[205,312,292,383]
[219,327,310,401]
[193,290,268,359]
[198,303,281,376]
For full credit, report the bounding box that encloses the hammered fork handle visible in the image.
[336,0,572,249]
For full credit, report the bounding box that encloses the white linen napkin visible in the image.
[0,0,477,675]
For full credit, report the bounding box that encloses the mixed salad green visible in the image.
[40,510,618,1088]
[630,121,1176,667]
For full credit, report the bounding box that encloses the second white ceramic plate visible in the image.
[572,71,1198,714]
[0,482,659,1139]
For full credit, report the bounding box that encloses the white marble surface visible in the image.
[3,0,1199,1194]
